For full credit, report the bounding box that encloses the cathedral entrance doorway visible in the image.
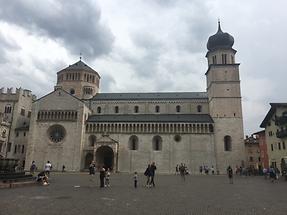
[84,153,93,169]
[96,146,114,170]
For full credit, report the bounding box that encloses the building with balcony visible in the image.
[260,103,287,169]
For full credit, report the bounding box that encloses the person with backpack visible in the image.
[30,161,37,175]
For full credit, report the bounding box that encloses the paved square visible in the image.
[0,173,286,215]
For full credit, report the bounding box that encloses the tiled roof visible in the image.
[57,60,100,77]
[260,103,287,128]
[92,92,208,101]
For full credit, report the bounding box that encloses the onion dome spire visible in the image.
[207,21,234,51]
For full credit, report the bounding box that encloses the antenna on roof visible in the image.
[79,53,82,61]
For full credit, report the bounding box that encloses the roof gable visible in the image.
[34,88,86,109]
[260,103,287,128]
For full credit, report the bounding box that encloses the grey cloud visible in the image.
[175,5,214,53]
[0,0,114,59]
[0,32,20,63]
[100,73,116,93]
[122,32,163,79]
[146,0,177,7]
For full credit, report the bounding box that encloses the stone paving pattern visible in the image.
[0,173,286,215]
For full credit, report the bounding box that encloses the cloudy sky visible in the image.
[0,0,286,135]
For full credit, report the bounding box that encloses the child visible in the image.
[105,168,111,187]
[134,172,138,188]
[36,171,49,186]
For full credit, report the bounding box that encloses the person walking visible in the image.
[105,168,111,187]
[144,164,151,187]
[175,164,179,175]
[179,163,186,181]
[149,162,157,187]
[133,171,138,188]
[227,165,233,184]
[44,161,52,177]
[89,161,96,181]
[269,166,276,182]
[199,166,203,174]
[99,166,105,188]
[30,161,37,175]
[211,166,215,175]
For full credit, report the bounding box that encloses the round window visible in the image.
[174,135,181,142]
[48,125,66,143]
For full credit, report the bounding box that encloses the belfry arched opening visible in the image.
[96,146,114,170]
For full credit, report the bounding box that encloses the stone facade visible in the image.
[23,23,245,174]
[0,113,10,158]
[0,88,35,167]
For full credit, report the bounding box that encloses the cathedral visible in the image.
[24,23,245,173]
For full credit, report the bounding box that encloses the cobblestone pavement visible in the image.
[0,173,286,215]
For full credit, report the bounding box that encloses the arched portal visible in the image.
[84,153,93,169]
[96,146,114,170]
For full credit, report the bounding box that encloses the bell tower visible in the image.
[206,21,244,172]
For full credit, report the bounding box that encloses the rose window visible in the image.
[48,125,66,143]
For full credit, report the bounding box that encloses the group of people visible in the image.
[175,163,190,181]
[199,165,215,175]
[35,160,278,187]
[89,161,111,188]
[29,160,53,186]
[88,161,157,188]
[263,166,281,182]
[144,162,157,188]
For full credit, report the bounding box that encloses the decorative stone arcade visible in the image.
[93,135,119,172]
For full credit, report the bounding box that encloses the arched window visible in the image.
[4,105,12,113]
[97,107,101,114]
[115,106,119,113]
[152,135,162,151]
[176,105,181,113]
[224,135,232,151]
[129,135,138,150]
[209,124,214,132]
[155,105,160,113]
[70,88,75,95]
[89,135,96,146]
[134,106,139,113]
[197,105,202,113]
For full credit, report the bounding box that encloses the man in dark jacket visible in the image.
[149,162,157,187]
[99,167,105,188]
